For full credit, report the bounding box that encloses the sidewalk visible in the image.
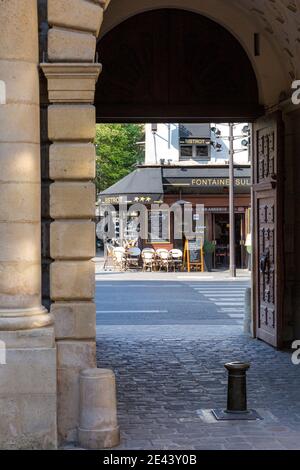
[94,267,300,450]
[93,252,251,282]
[97,329,300,450]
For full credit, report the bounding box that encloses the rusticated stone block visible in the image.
[48,104,95,141]
[48,0,104,36]
[50,220,95,259]
[52,301,96,339]
[49,143,96,180]
[48,27,96,62]
[50,260,95,301]
[50,182,95,219]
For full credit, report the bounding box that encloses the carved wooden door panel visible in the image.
[253,113,284,347]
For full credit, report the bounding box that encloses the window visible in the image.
[180,145,193,158]
[148,211,170,243]
[196,145,209,158]
[180,144,210,162]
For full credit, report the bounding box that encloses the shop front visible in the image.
[98,165,251,270]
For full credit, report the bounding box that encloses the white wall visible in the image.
[145,123,179,164]
[145,123,250,166]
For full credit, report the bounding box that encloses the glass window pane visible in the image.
[148,211,170,242]
[196,145,209,157]
[180,145,193,157]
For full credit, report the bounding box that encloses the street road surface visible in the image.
[95,274,249,328]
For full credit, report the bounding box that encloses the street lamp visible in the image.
[229,123,236,278]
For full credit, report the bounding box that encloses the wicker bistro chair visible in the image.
[142,249,155,271]
[126,247,141,270]
[103,243,114,271]
[112,247,126,271]
[156,249,170,272]
[169,249,183,272]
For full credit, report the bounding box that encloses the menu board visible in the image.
[184,238,204,272]
[187,239,203,263]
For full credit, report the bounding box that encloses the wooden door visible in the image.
[253,112,284,347]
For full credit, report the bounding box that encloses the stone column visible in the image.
[42,0,106,445]
[42,64,101,444]
[0,0,57,449]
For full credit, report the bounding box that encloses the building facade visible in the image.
[99,122,252,269]
[1,0,300,450]
[145,123,250,166]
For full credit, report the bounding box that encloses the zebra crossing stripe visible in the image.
[215,302,244,306]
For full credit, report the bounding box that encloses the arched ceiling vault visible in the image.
[233,0,300,79]
[100,0,300,107]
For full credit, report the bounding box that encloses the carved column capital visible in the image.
[41,63,102,103]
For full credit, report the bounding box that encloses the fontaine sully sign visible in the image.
[191,177,250,187]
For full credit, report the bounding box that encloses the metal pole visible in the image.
[229,123,236,278]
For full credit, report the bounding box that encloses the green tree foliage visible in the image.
[95,124,145,193]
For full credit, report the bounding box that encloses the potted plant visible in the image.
[203,240,215,272]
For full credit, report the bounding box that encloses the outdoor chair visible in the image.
[156,249,170,272]
[103,243,115,271]
[112,247,126,271]
[169,249,183,272]
[126,247,141,270]
[142,250,155,271]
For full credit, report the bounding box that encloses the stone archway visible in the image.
[99,0,296,108]
[1,0,300,450]
[41,0,298,446]
[95,8,263,122]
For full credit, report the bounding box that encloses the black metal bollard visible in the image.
[224,362,250,413]
[211,361,261,421]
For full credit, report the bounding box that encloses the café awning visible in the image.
[98,167,164,204]
[162,165,251,194]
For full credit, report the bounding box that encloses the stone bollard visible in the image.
[78,368,120,449]
[225,362,250,413]
[244,287,252,335]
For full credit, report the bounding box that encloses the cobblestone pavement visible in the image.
[96,277,300,450]
[97,331,300,450]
